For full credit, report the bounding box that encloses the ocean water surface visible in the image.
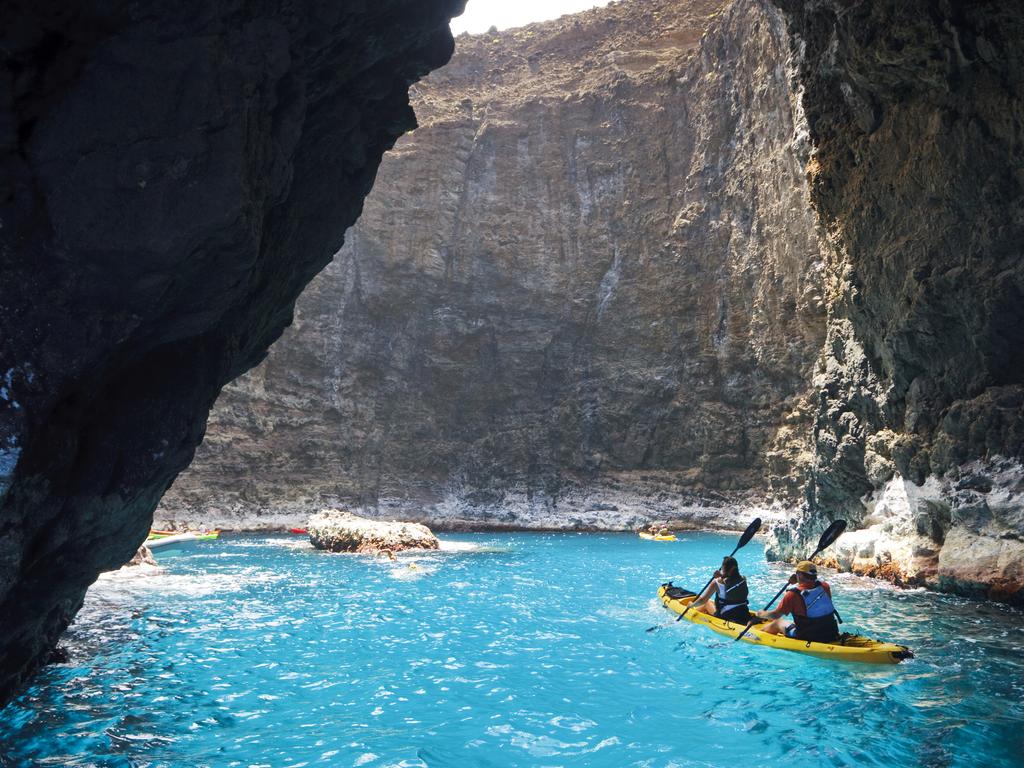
[1,532,1022,767]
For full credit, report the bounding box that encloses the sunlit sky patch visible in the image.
[450,0,613,35]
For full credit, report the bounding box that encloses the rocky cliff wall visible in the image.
[766,0,1024,605]
[161,0,828,531]
[163,0,1024,606]
[0,0,462,706]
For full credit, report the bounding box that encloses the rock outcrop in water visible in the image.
[0,0,463,706]
[162,0,827,532]
[765,0,1024,605]
[309,509,439,553]
[122,544,157,569]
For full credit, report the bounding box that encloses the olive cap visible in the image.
[795,560,817,575]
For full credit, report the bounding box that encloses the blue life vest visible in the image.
[790,582,839,642]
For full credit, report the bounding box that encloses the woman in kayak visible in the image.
[752,561,840,642]
[688,556,750,624]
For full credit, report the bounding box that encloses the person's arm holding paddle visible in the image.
[749,574,798,633]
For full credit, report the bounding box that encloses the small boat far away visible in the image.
[146,530,220,550]
[638,531,677,542]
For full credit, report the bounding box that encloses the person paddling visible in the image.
[687,556,751,624]
[751,561,840,642]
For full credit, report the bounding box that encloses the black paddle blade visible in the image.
[737,517,762,549]
[814,519,847,555]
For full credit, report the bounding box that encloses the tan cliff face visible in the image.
[162,0,828,531]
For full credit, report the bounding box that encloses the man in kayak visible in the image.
[752,561,840,642]
[688,556,750,624]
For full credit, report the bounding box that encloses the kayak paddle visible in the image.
[733,519,847,643]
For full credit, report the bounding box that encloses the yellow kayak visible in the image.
[658,583,913,664]
[639,532,677,542]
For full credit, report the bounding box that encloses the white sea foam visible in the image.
[438,540,490,553]
[92,567,285,599]
[389,564,435,580]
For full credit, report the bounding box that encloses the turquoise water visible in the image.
[1,532,1022,767]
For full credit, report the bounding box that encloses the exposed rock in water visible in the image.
[0,0,463,706]
[309,510,439,553]
[123,544,157,569]
[766,0,1024,605]
[162,0,828,532]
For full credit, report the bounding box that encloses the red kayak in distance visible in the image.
[289,527,308,534]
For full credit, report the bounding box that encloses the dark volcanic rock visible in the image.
[0,0,462,705]
[161,0,827,531]
[766,0,1024,604]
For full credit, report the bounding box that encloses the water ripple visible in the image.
[1,532,1022,767]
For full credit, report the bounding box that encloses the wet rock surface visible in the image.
[163,0,827,532]
[308,510,439,553]
[0,0,462,705]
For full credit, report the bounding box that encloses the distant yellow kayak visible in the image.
[659,584,913,664]
[639,532,677,542]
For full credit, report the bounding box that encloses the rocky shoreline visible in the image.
[158,480,1023,606]
[155,484,785,535]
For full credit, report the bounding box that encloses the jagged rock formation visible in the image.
[767,0,1024,605]
[162,0,827,531]
[309,509,439,553]
[0,0,463,706]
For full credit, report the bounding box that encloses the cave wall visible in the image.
[0,0,463,706]
[767,0,1024,604]
[161,0,828,531]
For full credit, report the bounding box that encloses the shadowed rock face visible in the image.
[0,0,463,705]
[161,0,828,531]
[767,0,1024,603]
